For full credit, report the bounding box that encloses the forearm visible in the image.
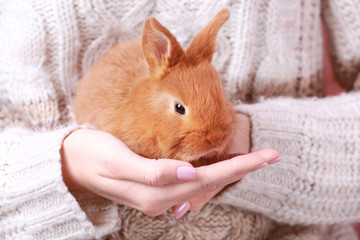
[0,125,120,239]
[215,92,360,225]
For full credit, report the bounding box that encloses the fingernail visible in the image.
[268,157,281,165]
[254,162,268,171]
[255,148,280,161]
[174,201,191,219]
[177,166,196,181]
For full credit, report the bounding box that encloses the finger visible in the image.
[172,201,191,219]
[130,148,280,207]
[140,148,281,204]
[86,176,173,216]
[189,187,223,211]
[101,141,196,186]
[124,148,278,187]
[132,148,277,187]
[173,149,278,213]
[96,148,280,214]
[195,148,280,190]
[140,158,197,186]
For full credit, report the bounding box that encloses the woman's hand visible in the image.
[61,128,280,218]
[181,113,273,213]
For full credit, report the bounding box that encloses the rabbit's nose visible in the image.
[205,128,225,148]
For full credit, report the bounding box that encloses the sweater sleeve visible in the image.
[0,125,120,239]
[322,0,360,90]
[214,91,360,225]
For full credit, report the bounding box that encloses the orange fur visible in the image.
[73,8,236,164]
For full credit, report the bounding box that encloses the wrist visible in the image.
[227,113,251,155]
[60,130,85,191]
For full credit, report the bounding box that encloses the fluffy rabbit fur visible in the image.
[73,8,236,165]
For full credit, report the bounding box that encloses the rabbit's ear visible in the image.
[185,8,230,65]
[142,17,184,77]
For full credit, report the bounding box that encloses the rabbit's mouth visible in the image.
[163,129,231,164]
[189,149,229,167]
[175,145,228,166]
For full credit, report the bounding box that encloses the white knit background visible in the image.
[0,0,325,130]
[1,0,360,239]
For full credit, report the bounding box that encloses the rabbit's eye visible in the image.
[175,103,186,115]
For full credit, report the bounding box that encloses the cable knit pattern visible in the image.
[0,0,359,239]
[322,0,360,90]
[215,92,360,225]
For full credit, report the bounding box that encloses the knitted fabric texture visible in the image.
[0,0,359,239]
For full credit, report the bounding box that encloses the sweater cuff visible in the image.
[214,94,360,225]
[214,99,307,224]
[0,125,120,239]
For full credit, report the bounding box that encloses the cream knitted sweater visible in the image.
[1,0,360,239]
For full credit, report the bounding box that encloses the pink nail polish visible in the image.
[177,166,196,181]
[174,201,191,219]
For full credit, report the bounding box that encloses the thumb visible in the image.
[103,140,197,185]
[189,187,222,212]
[135,158,197,186]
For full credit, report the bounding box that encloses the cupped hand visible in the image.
[61,127,280,219]
[184,112,253,212]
